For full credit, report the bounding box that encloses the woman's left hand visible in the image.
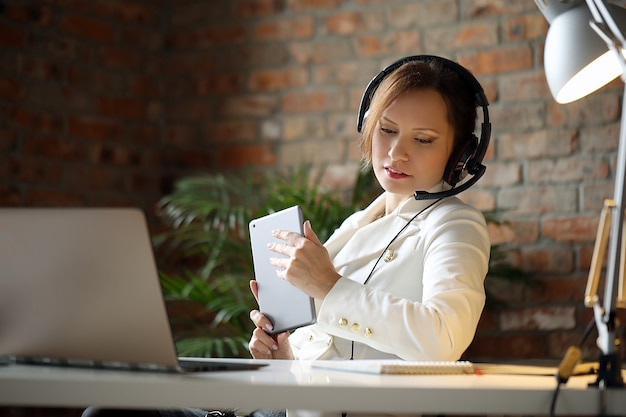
[268,220,341,300]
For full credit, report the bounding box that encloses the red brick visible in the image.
[0,22,27,47]
[234,0,287,17]
[68,116,125,141]
[547,94,621,128]
[458,188,494,212]
[520,247,575,274]
[98,46,143,71]
[248,67,308,92]
[548,331,598,361]
[121,26,162,51]
[130,125,160,146]
[425,23,498,51]
[221,95,278,118]
[387,1,457,29]
[464,1,538,19]
[542,215,601,243]
[289,0,346,11]
[480,160,521,187]
[165,100,215,122]
[498,71,551,102]
[88,144,157,169]
[92,0,157,26]
[18,56,65,81]
[0,77,24,101]
[282,91,328,114]
[169,2,226,27]
[64,165,128,192]
[499,129,578,160]
[355,31,422,57]
[527,156,610,184]
[24,188,86,206]
[196,74,243,95]
[0,184,22,206]
[497,186,578,215]
[166,25,247,49]
[467,333,548,360]
[9,158,63,184]
[21,135,81,160]
[130,76,160,98]
[5,106,64,134]
[324,11,367,35]
[66,65,125,93]
[529,276,587,304]
[253,17,314,41]
[503,13,548,41]
[57,14,116,42]
[161,148,213,170]
[97,97,145,120]
[160,53,218,76]
[458,46,533,75]
[288,38,353,64]
[487,218,539,245]
[0,128,17,152]
[4,3,54,26]
[131,172,159,194]
[501,306,576,331]
[312,61,379,86]
[203,120,258,144]
[216,145,276,168]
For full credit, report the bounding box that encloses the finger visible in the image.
[269,256,288,269]
[249,328,278,358]
[249,280,259,304]
[303,220,324,247]
[267,241,295,257]
[249,309,274,333]
[271,229,303,246]
[273,331,294,360]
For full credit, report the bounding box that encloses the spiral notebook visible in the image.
[311,360,475,375]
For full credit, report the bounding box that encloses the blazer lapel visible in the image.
[325,193,444,284]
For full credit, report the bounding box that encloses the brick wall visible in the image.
[1,0,625,365]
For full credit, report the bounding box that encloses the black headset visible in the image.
[356,55,491,200]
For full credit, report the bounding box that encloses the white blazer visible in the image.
[289,192,490,362]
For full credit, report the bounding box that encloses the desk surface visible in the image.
[1,359,625,415]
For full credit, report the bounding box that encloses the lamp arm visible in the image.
[587,0,626,48]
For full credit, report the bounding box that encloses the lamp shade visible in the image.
[544,2,626,103]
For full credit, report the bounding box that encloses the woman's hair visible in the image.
[358,59,478,166]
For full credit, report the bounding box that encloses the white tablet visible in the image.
[249,205,316,334]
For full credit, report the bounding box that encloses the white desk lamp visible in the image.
[535,0,626,389]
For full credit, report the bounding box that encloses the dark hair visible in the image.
[359,59,478,165]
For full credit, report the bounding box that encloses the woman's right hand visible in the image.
[248,280,294,360]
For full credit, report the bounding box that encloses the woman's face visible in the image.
[372,88,455,199]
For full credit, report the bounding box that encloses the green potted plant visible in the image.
[154,166,375,357]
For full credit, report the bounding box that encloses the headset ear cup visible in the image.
[444,135,478,186]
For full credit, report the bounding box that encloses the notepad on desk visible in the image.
[311,360,475,375]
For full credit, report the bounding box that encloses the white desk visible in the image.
[0,360,625,415]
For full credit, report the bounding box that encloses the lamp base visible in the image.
[589,351,624,388]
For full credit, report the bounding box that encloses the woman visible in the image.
[249,56,490,366]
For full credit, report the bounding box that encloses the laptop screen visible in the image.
[0,208,182,369]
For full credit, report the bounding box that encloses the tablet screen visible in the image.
[249,206,316,334]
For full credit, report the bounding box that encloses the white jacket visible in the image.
[286,193,490,417]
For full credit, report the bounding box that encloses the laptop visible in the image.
[0,207,265,373]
